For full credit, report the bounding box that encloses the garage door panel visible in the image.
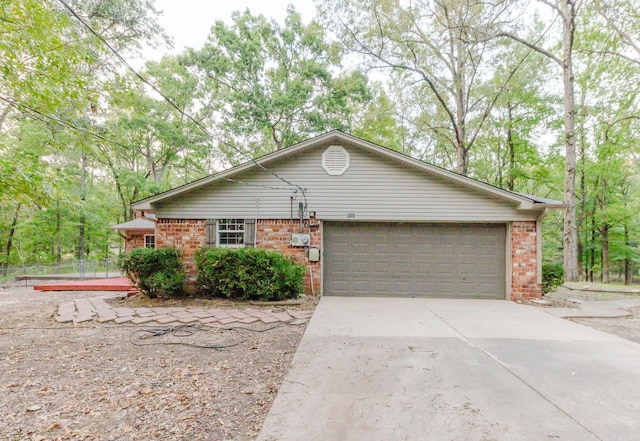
[324,222,506,299]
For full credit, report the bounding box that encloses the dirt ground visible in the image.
[571,307,640,344]
[3,282,640,441]
[545,285,640,345]
[0,284,313,441]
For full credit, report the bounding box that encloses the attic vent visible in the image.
[322,145,350,176]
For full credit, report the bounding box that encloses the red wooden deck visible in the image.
[34,277,134,292]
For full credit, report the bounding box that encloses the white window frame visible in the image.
[144,234,155,249]
[216,219,245,247]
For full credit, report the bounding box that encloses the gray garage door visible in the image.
[323,222,506,299]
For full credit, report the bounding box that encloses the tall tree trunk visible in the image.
[590,210,596,283]
[577,87,587,280]
[624,225,632,285]
[99,148,129,221]
[496,138,503,188]
[271,125,283,150]
[55,199,62,263]
[600,179,609,283]
[0,105,10,131]
[560,0,578,282]
[77,151,87,261]
[454,36,468,175]
[2,203,21,277]
[601,224,609,283]
[456,144,469,175]
[497,2,578,279]
[507,102,515,191]
[130,187,139,220]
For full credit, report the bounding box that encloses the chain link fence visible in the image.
[0,258,121,288]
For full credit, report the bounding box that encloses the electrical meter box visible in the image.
[290,233,311,247]
[308,247,320,262]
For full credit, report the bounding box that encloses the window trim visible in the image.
[144,234,155,249]
[216,219,245,247]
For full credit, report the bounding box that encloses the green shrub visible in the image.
[195,247,305,301]
[119,248,186,298]
[542,262,564,294]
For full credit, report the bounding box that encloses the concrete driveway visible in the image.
[257,298,640,441]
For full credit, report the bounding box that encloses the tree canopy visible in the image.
[2,0,640,285]
[185,7,371,160]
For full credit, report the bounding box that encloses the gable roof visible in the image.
[131,131,563,211]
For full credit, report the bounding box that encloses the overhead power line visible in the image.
[55,0,308,207]
[0,95,298,194]
[1,96,137,153]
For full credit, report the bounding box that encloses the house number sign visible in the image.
[346,213,356,219]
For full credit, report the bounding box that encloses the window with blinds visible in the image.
[206,219,255,247]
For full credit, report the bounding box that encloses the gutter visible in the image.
[535,203,568,209]
[141,211,157,223]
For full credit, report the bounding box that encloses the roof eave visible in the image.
[129,130,555,211]
[110,220,156,230]
[131,131,346,209]
[351,138,538,208]
[131,201,153,210]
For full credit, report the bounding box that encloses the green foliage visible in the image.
[100,56,211,218]
[119,248,186,298]
[195,247,305,301]
[0,0,170,266]
[351,84,409,153]
[185,6,371,157]
[3,0,640,285]
[542,262,565,294]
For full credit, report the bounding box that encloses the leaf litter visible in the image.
[1,285,310,440]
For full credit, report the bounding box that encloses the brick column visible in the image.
[155,219,207,273]
[256,219,322,297]
[511,221,541,300]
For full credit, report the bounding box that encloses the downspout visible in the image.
[115,231,130,241]
[506,222,512,301]
[255,197,259,248]
[141,211,157,223]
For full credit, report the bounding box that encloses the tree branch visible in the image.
[537,0,563,17]
[339,16,459,138]
[468,48,532,147]
[594,1,640,60]
[494,31,562,65]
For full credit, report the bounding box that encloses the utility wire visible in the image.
[56,0,308,208]
[0,96,136,154]
[0,96,297,194]
[0,94,206,177]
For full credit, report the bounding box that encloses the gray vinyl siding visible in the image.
[154,142,536,221]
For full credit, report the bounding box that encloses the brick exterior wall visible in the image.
[153,218,321,296]
[511,221,541,300]
[147,217,542,300]
[256,219,322,296]
[155,219,207,272]
[124,229,155,253]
